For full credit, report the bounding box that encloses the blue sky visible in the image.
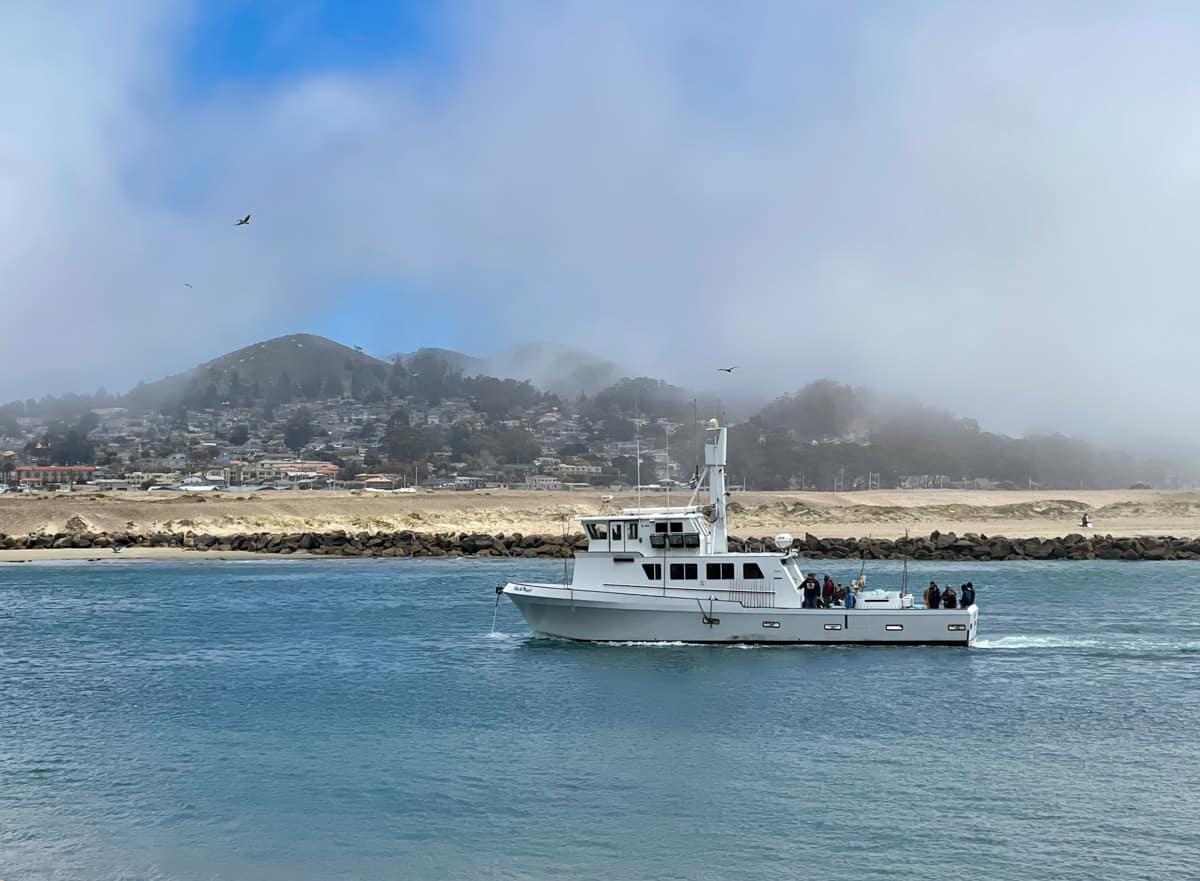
[6,1,1200,451]
[180,1,445,93]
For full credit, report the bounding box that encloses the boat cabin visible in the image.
[579,506,711,555]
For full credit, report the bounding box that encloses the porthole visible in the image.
[885,624,904,632]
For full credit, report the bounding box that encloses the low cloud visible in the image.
[2,2,1198,456]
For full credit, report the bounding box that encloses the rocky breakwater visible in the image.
[0,529,586,558]
[731,530,1200,561]
[4,529,1200,561]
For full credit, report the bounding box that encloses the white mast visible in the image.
[705,419,728,553]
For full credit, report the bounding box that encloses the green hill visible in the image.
[125,334,392,410]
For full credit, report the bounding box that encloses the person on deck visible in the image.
[801,573,820,609]
[942,585,958,609]
[926,581,941,609]
[822,575,836,608]
[844,587,856,609]
[960,582,976,608]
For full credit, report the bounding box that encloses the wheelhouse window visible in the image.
[642,563,662,580]
[627,522,639,539]
[706,563,735,580]
[654,522,668,534]
[743,562,765,579]
[585,522,608,540]
[610,522,622,541]
[669,521,683,533]
[670,563,698,580]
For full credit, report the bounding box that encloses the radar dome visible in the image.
[774,533,794,551]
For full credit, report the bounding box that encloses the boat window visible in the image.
[743,562,765,579]
[706,563,735,580]
[627,522,639,539]
[685,563,697,580]
[670,563,684,580]
[669,521,683,533]
[586,522,608,540]
[642,563,662,580]
[654,522,668,534]
[610,522,622,541]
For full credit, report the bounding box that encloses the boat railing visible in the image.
[728,579,774,608]
[595,580,776,608]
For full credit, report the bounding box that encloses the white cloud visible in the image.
[2,1,1198,453]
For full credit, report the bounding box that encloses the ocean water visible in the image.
[1,558,1198,881]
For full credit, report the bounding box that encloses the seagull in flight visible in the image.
[184,283,193,288]
[717,366,740,373]
[235,214,251,226]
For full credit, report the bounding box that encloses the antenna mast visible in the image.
[634,392,643,511]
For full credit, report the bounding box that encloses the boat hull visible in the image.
[503,583,979,645]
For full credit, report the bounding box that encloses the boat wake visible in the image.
[977,634,1200,653]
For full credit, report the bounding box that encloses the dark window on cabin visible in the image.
[586,522,608,540]
[721,563,734,579]
[627,522,639,539]
[655,522,668,534]
[706,562,735,580]
[611,522,622,541]
[743,562,765,579]
[669,521,683,533]
[642,563,661,580]
[670,563,684,580]
[685,563,698,580]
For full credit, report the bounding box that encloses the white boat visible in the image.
[501,420,979,645]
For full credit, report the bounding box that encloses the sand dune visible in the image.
[2,487,1199,540]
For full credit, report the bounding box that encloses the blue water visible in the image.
[2,558,1199,881]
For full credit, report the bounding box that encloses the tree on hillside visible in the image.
[283,407,315,452]
[268,372,295,407]
[387,357,410,397]
[228,424,249,446]
[322,372,344,398]
[409,350,462,404]
[227,369,243,406]
[300,373,324,400]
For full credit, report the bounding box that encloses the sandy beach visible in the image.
[3,487,1199,546]
[0,547,289,564]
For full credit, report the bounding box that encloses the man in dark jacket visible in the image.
[960,582,976,608]
[802,573,820,609]
[926,580,941,609]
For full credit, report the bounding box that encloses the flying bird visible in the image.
[184,283,193,288]
[235,214,251,226]
[717,366,740,373]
